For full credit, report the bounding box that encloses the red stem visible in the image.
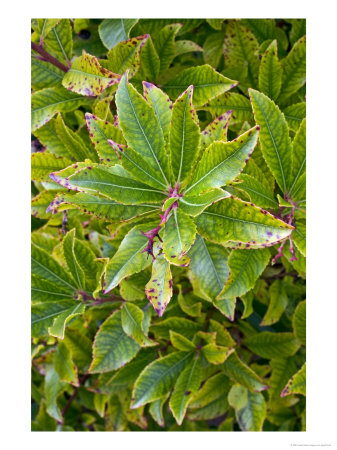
[31,41,69,72]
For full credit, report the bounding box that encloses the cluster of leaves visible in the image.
[31,18,306,431]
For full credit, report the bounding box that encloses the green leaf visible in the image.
[97,349,156,394]
[169,331,196,351]
[104,224,155,293]
[44,19,72,66]
[32,117,70,158]
[85,112,125,164]
[196,197,293,248]
[169,357,202,425]
[32,19,60,42]
[169,86,201,184]
[121,303,155,347]
[48,302,85,339]
[62,229,85,289]
[281,363,306,397]
[31,300,78,337]
[55,113,94,161]
[209,320,235,347]
[289,118,306,198]
[164,64,238,106]
[228,384,266,431]
[261,279,288,326]
[202,344,234,365]
[206,19,224,30]
[31,243,76,292]
[184,126,259,196]
[53,341,79,386]
[51,192,160,222]
[179,188,230,217]
[31,152,72,182]
[44,367,65,423]
[163,209,196,266]
[223,20,259,89]
[236,173,278,209]
[31,86,93,131]
[134,36,160,81]
[258,40,282,100]
[177,289,202,318]
[217,248,270,300]
[269,357,298,402]
[155,23,182,74]
[131,350,193,408]
[223,352,269,392]
[149,394,169,428]
[189,235,229,300]
[278,36,306,104]
[99,19,138,50]
[201,111,232,149]
[115,74,170,186]
[189,372,230,409]
[244,332,300,359]
[63,328,92,372]
[104,34,149,77]
[150,316,200,340]
[65,165,166,204]
[90,310,140,373]
[31,57,64,90]
[201,92,253,122]
[213,298,236,321]
[292,220,306,257]
[175,40,203,57]
[249,88,292,193]
[293,300,306,346]
[62,52,120,96]
[203,32,225,69]
[289,19,306,46]
[145,253,173,317]
[143,81,172,142]
[283,102,306,132]
[31,274,74,303]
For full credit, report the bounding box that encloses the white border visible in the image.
[1,0,336,448]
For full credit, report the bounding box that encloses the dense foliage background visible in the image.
[31,18,306,431]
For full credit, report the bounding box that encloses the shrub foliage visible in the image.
[31,18,306,431]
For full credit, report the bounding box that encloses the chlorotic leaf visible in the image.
[201,92,253,122]
[143,81,172,142]
[201,111,232,149]
[163,208,196,266]
[281,363,306,397]
[31,152,73,182]
[201,344,234,365]
[169,331,196,351]
[289,118,306,198]
[31,86,93,131]
[48,302,86,339]
[53,341,79,386]
[145,253,173,317]
[196,197,293,248]
[62,52,121,96]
